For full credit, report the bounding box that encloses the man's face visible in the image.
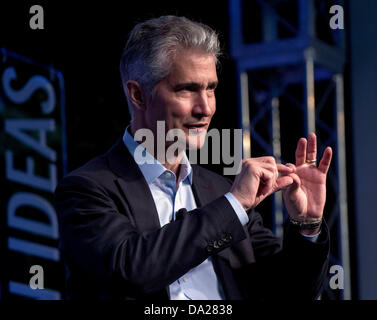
[144,48,218,150]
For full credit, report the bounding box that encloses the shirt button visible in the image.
[165,172,172,179]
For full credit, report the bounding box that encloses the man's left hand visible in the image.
[282,133,332,235]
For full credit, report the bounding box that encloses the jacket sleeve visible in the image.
[54,173,248,296]
[238,209,330,300]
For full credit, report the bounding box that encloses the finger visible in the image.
[318,146,333,174]
[258,170,274,196]
[258,157,281,181]
[295,138,307,166]
[258,161,278,181]
[258,156,276,165]
[285,163,296,171]
[306,132,317,162]
[274,176,294,191]
[277,163,294,175]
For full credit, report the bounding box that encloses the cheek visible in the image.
[205,97,216,119]
[169,101,193,119]
[211,99,216,114]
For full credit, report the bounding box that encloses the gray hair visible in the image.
[120,15,221,118]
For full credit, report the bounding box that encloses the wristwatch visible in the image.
[289,217,322,230]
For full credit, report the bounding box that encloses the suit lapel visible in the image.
[191,165,212,207]
[106,138,169,299]
[105,138,161,233]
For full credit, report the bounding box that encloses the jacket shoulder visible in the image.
[57,138,126,187]
[64,155,112,182]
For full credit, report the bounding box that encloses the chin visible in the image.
[186,131,207,150]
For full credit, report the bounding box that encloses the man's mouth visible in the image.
[184,122,208,131]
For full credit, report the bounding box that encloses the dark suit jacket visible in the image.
[54,138,330,300]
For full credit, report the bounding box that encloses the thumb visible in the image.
[274,176,294,192]
[287,173,301,190]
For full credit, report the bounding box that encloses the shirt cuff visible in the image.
[301,231,321,243]
[224,192,249,226]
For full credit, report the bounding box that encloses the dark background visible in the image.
[1,0,238,173]
[1,0,377,300]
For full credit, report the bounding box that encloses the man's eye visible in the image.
[177,87,195,94]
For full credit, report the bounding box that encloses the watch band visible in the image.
[289,217,322,230]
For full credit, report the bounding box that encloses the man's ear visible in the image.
[125,80,147,111]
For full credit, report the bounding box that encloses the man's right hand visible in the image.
[230,157,294,211]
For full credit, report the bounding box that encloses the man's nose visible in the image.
[192,91,214,117]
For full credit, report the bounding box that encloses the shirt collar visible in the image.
[123,125,193,185]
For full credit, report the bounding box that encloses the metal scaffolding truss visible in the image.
[229,0,349,299]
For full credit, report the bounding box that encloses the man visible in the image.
[54,15,332,300]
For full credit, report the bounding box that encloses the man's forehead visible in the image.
[168,50,218,82]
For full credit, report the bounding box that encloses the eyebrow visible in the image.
[173,81,218,91]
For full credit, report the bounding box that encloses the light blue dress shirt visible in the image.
[122,127,319,299]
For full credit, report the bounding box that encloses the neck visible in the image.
[130,121,185,176]
[163,156,183,176]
